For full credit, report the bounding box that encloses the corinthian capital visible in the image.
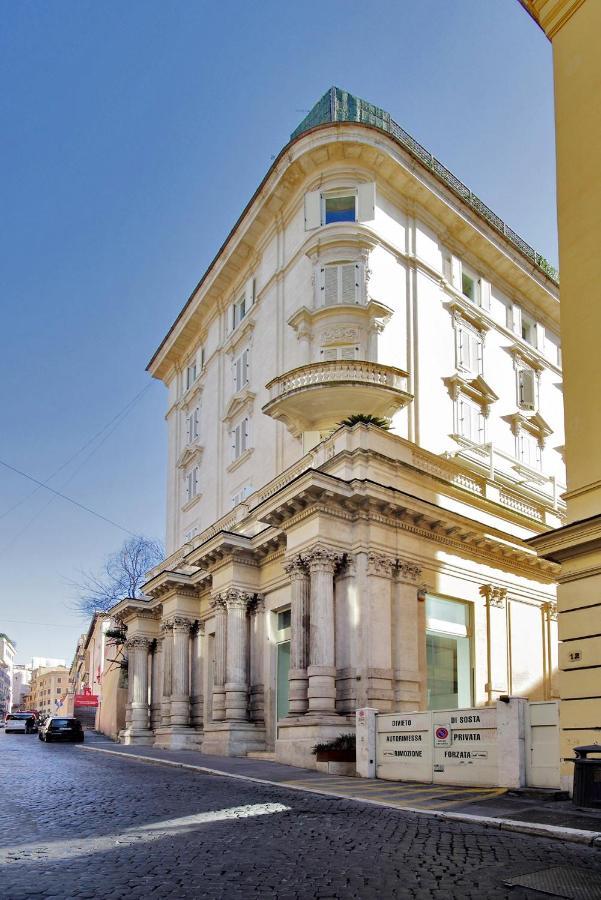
[480,584,507,609]
[125,636,151,650]
[304,544,343,574]
[166,615,194,633]
[541,600,558,622]
[367,552,396,577]
[283,556,309,580]
[217,587,256,611]
[397,559,422,584]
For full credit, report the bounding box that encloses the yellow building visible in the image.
[28,666,69,719]
[520,0,601,788]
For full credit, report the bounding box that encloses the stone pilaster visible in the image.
[249,597,265,723]
[306,545,342,716]
[160,620,173,727]
[170,616,193,726]
[211,595,227,722]
[150,636,163,732]
[480,584,509,704]
[284,556,310,716]
[363,552,395,711]
[392,560,423,711]
[224,589,254,722]
[190,621,204,729]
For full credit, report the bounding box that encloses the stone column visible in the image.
[480,584,509,705]
[211,596,227,722]
[306,545,341,716]
[150,637,163,731]
[170,616,192,726]
[249,598,265,723]
[284,556,310,715]
[160,621,173,727]
[225,589,253,721]
[190,621,204,729]
[127,637,151,738]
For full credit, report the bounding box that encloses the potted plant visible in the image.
[339,413,391,430]
[312,732,356,766]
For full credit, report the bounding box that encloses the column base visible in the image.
[153,725,203,750]
[119,728,154,746]
[275,715,355,769]
[202,722,266,757]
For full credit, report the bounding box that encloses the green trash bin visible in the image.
[569,744,601,808]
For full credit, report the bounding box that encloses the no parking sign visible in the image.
[434,725,451,748]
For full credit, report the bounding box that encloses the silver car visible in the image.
[4,713,36,734]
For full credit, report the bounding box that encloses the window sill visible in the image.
[181,494,203,514]
[227,448,254,473]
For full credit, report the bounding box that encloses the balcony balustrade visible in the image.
[262,359,412,435]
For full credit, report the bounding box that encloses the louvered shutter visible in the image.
[304,190,321,230]
[480,280,491,310]
[519,369,536,410]
[357,182,375,222]
[476,335,483,374]
[243,349,249,385]
[322,348,337,361]
[340,264,357,304]
[340,347,356,360]
[457,327,466,370]
[245,276,255,309]
[323,267,338,305]
[451,257,461,289]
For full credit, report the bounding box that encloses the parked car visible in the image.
[5,713,36,734]
[38,717,84,743]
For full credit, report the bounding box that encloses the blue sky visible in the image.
[0,1,553,664]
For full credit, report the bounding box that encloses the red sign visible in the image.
[75,686,98,707]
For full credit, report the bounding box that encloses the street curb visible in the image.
[77,745,601,848]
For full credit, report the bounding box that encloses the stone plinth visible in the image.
[275,715,356,769]
[201,722,266,757]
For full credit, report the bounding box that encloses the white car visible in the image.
[5,713,36,734]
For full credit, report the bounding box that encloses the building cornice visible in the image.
[518,0,586,38]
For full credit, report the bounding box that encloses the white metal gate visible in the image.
[525,701,560,789]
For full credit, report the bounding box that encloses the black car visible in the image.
[38,717,84,743]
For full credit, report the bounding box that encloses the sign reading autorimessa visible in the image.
[375,707,498,786]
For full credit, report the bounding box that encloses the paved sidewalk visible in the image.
[81,734,601,845]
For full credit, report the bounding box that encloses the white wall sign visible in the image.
[376,712,432,782]
[432,707,498,786]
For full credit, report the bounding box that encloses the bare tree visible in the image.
[71,535,164,617]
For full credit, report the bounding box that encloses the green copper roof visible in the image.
[291,87,558,285]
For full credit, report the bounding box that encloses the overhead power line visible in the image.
[0,457,137,537]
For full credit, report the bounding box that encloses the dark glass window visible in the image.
[324,195,355,224]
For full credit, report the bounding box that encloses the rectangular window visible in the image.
[521,310,536,346]
[426,595,472,710]
[324,194,356,224]
[461,266,479,304]
[231,484,254,507]
[517,367,536,411]
[517,431,541,468]
[320,263,360,306]
[456,325,483,376]
[229,278,255,332]
[321,346,357,361]
[458,397,485,444]
[185,361,197,390]
[231,418,250,461]
[232,348,250,393]
[185,466,200,503]
[185,407,200,444]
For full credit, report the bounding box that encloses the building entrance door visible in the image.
[426,596,472,710]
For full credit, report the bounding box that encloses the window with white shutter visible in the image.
[231,417,250,461]
[185,360,197,390]
[321,346,358,361]
[232,348,250,393]
[458,396,485,444]
[229,278,255,332]
[320,263,361,306]
[456,324,483,376]
[517,367,536,411]
[184,466,200,503]
[517,431,541,468]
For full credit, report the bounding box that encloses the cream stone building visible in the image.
[113,88,566,767]
[29,666,69,719]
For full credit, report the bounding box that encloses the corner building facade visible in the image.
[116,89,566,767]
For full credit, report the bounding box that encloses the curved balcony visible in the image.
[263,359,412,435]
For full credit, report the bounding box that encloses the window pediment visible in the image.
[446,298,490,334]
[176,444,203,470]
[223,389,255,423]
[509,343,544,372]
[443,373,498,409]
[504,411,553,440]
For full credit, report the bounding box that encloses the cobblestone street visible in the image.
[1,732,600,899]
